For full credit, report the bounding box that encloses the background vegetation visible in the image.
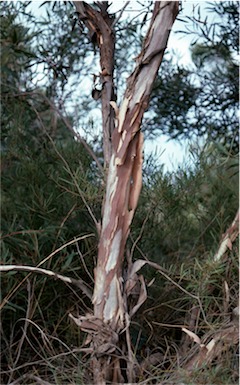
[1,1,239,384]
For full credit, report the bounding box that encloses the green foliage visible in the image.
[0,2,239,384]
[133,143,238,266]
[125,141,239,384]
[1,103,100,383]
[0,7,100,382]
[148,1,239,153]
[1,1,37,88]
[146,60,198,139]
[33,1,93,100]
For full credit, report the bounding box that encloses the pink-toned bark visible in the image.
[74,1,116,168]
[93,0,179,328]
[72,2,179,382]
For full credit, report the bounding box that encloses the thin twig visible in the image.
[0,265,92,299]
[129,211,150,262]
[0,229,44,240]
[13,280,33,367]
[112,1,130,28]
[0,234,94,310]
[9,374,52,385]
[146,259,212,329]
[6,90,104,176]
[31,105,101,233]
[53,203,77,249]
[75,239,94,282]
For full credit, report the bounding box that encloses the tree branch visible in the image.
[0,265,92,299]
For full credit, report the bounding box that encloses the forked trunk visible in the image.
[72,2,179,383]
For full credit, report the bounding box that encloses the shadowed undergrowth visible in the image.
[1,138,239,384]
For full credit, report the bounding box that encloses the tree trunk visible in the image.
[74,1,116,169]
[72,2,179,383]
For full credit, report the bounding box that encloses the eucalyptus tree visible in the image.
[1,1,179,383]
[1,1,238,384]
[69,2,178,383]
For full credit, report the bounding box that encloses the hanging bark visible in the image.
[213,208,239,262]
[71,2,179,383]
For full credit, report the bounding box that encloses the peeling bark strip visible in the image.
[93,1,179,328]
[72,2,178,383]
[213,208,239,262]
[74,1,116,168]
